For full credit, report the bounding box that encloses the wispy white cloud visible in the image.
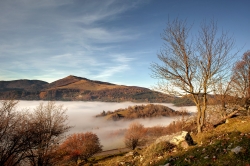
[108,53,134,62]
[0,0,146,81]
[94,65,130,79]
[92,53,136,80]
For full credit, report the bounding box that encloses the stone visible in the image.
[204,156,209,159]
[125,151,134,157]
[180,141,189,149]
[155,131,194,148]
[231,146,242,154]
[159,163,170,166]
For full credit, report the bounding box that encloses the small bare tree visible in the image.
[151,18,236,132]
[0,101,70,166]
[0,100,31,166]
[231,50,250,113]
[59,132,102,165]
[124,122,146,150]
[25,101,70,166]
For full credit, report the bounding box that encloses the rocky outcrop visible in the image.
[155,131,194,148]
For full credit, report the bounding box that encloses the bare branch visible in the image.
[151,18,236,133]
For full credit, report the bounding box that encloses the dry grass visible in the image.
[90,115,250,166]
[55,80,122,90]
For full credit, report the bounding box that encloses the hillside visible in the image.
[0,79,48,91]
[96,104,189,121]
[91,115,250,166]
[0,79,48,100]
[0,75,174,102]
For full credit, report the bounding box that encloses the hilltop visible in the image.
[96,104,189,121]
[0,75,174,102]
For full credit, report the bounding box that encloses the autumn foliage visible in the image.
[124,122,147,150]
[96,104,189,121]
[59,132,102,165]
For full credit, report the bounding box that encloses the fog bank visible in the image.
[17,101,197,150]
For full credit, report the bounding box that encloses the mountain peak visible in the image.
[0,75,175,102]
[64,75,91,81]
[45,75,85,89]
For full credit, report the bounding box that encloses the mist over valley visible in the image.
[17,100,196,150]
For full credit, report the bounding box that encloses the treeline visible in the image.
[96,104,189,121]
[173,95,195,106]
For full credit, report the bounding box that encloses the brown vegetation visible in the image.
[25,102,70,166]
[0,100,70,166]
[96,104,189,121]
[0,75,174,103]
[147,116,196,138]
[230,51,250,113]
[0,100,31,166]
[173,95,195,106]
[124,122,147,150]
[59,132,102,165]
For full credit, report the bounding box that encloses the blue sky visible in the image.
[0,0,249,88]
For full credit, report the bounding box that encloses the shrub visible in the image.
[124,122,147,150]
[59,132,102,165]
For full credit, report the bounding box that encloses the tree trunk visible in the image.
[196,105,202,133]
[201,107,205,128]
[200,94,207,129]
[197,121,202,133]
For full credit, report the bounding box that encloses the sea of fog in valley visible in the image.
[17,101,197,150]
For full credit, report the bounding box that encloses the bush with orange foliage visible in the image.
[124,122,147,150]
[59,132,102,165]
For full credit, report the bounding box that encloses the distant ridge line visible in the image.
[0,75,175,103]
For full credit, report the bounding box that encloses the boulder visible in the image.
[231,146,243,154]
[155,131,194,148]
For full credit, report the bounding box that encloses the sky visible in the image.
[0,0,249,88]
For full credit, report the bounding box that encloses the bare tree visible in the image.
[25,101,70,166]
[231,50,250,114]
[124,122,146,150]
[0,101,70,166]
[151,18,236,133]
[59,132,102,165]
[0,100,31,166]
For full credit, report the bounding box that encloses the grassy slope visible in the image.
[166,116,250,166]
[92,116,250,166]
[46,75,119,91]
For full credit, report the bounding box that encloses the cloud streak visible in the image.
[0,0,144,82]
[1,0,248,89]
